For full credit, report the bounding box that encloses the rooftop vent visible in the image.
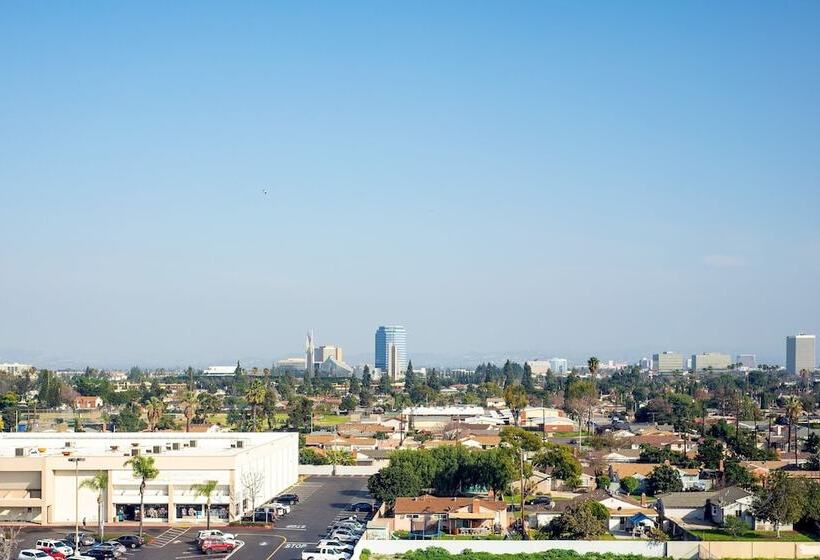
[189,440,198,448]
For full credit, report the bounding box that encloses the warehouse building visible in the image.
[0,431,297,525]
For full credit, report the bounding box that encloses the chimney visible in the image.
[640,493,646,508]
[472,498,480,513]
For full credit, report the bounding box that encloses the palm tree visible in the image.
[587,356,600,379]
[244,380,267,431]
[785,396,804,465]
[323,449,355,476]
[79,471,108,541]
[181,391,198,433]
[192,480,219,530]
[124,455,159,538]
[144,397,165,432]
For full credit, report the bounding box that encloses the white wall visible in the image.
[51,471,100,523]
[357,540,682,558]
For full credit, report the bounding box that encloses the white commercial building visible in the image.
[548,358,569,375]
[0,432,297,525]
[202,365,238,376]
[652,352,684,373]
[691,352,732,371]
[0,363,34,376]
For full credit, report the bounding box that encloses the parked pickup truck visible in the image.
[301,547,351,560]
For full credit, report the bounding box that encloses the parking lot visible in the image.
[11,476,371,560]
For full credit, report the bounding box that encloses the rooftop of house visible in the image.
[657,486,752,508]
[394,495,508,515]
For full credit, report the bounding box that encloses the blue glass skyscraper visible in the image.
[375,325,407,381]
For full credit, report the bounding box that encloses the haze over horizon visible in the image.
[2,2,818,369]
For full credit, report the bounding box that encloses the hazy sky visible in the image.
[1,1,818,368]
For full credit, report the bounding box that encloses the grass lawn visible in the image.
[314,414,349,426]
[690,529,819,542]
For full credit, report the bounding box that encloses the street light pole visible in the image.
[68,457,86,550]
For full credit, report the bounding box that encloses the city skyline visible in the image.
[2,2,819,366]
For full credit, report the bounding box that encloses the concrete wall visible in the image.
[298,465,380,476]
[697,541,820,559]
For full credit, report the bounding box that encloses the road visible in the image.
[11,477,371,560]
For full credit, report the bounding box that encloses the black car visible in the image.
[526,496,552,506]
[276,493,300,504]
[85,549,117,560]
[349,502,373,513]
[116,536,144,549]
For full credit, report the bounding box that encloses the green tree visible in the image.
[587,357,600,378]
[367,463,423,505]
[621,476,640,495]
[473,447,516,497]
[547,501,608,539]
[500,426,542,452]
[595,475,611,489]
[723,458,757,490]
[647,464,683,494]
[340,394,358,413]
[124,455,159,538]
[112,403,146,432]
[522,363,535,392]
[504,384,529,426]
[804,432,820,454]
[192,480,218,530]
[723,515,748,537]
[299,447,328,465]
[180,390,198,433]
[262,383,277,430]
[378,373,391,395]
[696,437,724,469]
[404,361,416,392]
[287,396,313,431]
[144,397,165,432]
[244,380,267,431]
[79,471,108,541]
[750,470,805,538]
[533,444,581,482]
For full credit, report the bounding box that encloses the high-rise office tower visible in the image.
[375,325,407,382]
[786,334,816,375]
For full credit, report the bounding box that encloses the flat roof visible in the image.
[0,431,294,458]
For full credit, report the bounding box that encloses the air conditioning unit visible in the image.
[153,445,162,454]
[65,441,75,448]
[172,442,180,451]
[189,440,197,448]
[130,448,140,456]
[236,440,244,449]
[15,448,25,457]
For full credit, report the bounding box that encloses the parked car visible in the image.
[18,550,53,560]
[36,540,74,557]
[199,537,236,555]
[301,546,350,560]
[83,549,116,560]
[526,496,552,506]
[65,555,95,560]
[331,523,364,535]
[316,540,353,554]
[87,544,121,558]
[326,529,359,543]
[115,536,144,549]
[64,534,96,548]
[348,502,373,513]
[276,493,300,504]
[196,530,236,543]
[102,542,125,555]
[269,502,291,515]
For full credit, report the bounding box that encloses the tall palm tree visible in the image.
[79,471,108,541]
[180,391,198,433]
[244,381,267,431]
[144,397,165,432]
[192,480,219,530]
[587,357,600,379]
[785,396,804,465]
[124,455,159,538]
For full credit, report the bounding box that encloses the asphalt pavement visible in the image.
[10,476,371,560]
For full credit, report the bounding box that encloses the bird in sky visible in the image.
[262,189,268,195]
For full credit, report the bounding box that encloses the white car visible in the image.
[19,551,52,560]
[270,502,291,515]
[196,530,235,543]
[301,546,351,560]
[326,530,359,543]
[317,540,353,553]
[103,542,126,555]
[36,540,74,557]
[66,555,95,560]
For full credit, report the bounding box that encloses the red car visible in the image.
[199,538,236,555]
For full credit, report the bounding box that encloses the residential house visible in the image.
[529,489,657,534]
[392,495,509,535]
[655,486,776,531]
[73,396,103,410]
[459,435,501,449]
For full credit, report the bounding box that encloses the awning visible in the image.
[448,511,496,520]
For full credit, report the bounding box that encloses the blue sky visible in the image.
[1,1,818,368]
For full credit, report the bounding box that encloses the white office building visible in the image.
[548,358,569,375]
[0,432,298,524]
[691,352,732,371]
[653,352,685,373]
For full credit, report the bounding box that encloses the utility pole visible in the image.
[68,457,86,549]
